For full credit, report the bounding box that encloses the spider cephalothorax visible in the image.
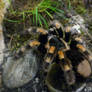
[14,20,92,86]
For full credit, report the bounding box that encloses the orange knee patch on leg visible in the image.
[58,50,64,59]
[49,46,55,54]
[76,44,86,52]
[64,65,71,71]
[45,57,52,63]
[29,40,40,47]
[37,28,47,34]
[55,22,61,29]
[65,26,71,32]
[45,42,50,49]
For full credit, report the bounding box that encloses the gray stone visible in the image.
[69,15,88,32]
[0,25,5,66]
[0,0,10,65]
[3,49,38,88]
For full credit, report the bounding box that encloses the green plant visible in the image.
[5,0,64,28]
[75,5,86,14]
[0,1,4,10]
[68,0,72,9]
[67,0,87,14]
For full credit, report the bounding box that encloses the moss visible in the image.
[64,0,87,14]
[75,5,87,14]
[72,0,86,14]
[0,0,4,10]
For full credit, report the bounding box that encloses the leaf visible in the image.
[4,18,21,23]
[39,14,48,28]
[68,0,71,9]
[22,12,25,21]
[32,11,35,24]
[35,7,38,26]
[45,10,53,19]
[38,14,43,27]
[56,9,64,13]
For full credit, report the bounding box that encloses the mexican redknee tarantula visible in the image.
[15,20,92,86]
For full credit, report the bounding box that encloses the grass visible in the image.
[4,0,64,51]
[5,0,65,28]
[0,0,4,10]
[4,0,68,51]
[63,0,87,15]
[69,0,86,14]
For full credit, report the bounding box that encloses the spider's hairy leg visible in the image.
[44,36,61,61]
[14,40,41,59]
[13,46,27,59]
[43,46,56,71]
[25,27,48,35]
[35,28,49,54]
[49,20,64,38]
[49,21,71,43]
[27,27,49,54]
[75,37,90,57]
[44,46,56,63]
[76,44,92,77]
[43,36,59,71]
[70,37,85,50]
[37,28,48,44]
[18,27,48,48]
[14,40,40,58]
[72,37,92,62]
[29,40,40,47]
[64,26,71,43]
[28,27,48,45]
[15,27,49,58]
[57,50,75,85]
[69,38,92,78]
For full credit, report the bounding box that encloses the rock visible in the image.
[70,24,81,35]
[69,15,88,33]
[0,73,2,88]
[0,0,10,65]
[3,49,38,88]
[0,28,5,65]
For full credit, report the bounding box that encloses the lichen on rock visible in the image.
[3,49,38,88]
[0,0,10,65]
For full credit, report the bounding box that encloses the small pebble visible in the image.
[35,78,39,83]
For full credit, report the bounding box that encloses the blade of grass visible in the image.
[45,10,53,19]
[56,12,66,19]
[68,0,71,9]
[56,8,64,13]
[38,14,43,27]
[33,13,35,24]
[8,0,15,13]
[39,14,48,28]
[4,18,21,23]
[56,9,64,13]
[22,12,25,21]
[47,6,57,12]
[35,7,38,26]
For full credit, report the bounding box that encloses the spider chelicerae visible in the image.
[15,20,92,86]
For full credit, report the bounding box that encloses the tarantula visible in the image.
[15,20,92,86]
